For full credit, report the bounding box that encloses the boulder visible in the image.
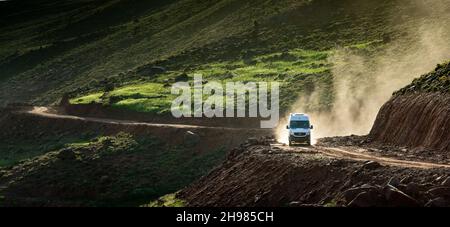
[163,79,171,87]
[58,149,76,161]
[400,176,412,184]
[138,66,166,77]
[383,185,419,207]
[405,182,427,196]
[426,187,450,198]
[387,176,401,187]
[175,73,189,82]
[246,137,259,145]
[425,197,449,207]
[343,184,380,203]
[347,191,384,207]
[152,66,166,73]
[362,161,381,170]
[441,177,450,187]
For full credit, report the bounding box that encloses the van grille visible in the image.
[294,132,307,137]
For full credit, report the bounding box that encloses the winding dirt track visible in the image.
[26,107,450,169]
[25,107,263,131]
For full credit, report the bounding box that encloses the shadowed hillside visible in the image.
[1,0,449,109]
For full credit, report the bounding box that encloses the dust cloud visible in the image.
[275,1,450,144]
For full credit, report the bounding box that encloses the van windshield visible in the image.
[290,121,310,129]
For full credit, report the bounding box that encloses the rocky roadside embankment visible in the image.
[369,62,450,152]
[177,138,450,207]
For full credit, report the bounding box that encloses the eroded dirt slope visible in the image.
[369,62,450,152]
[369,93,450,151]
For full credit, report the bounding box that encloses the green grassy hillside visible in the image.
[2,0,448,111]
[396,61,450,95]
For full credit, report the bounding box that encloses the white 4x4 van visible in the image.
[286,113,313,146]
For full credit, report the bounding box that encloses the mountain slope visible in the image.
[1,0,449,107]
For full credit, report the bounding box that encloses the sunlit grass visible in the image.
[70,92,104,104]
[110,83,170,97]
[69,45,377,114]
[70,49,332,113]
[112,98,173,114]
[66,141,91,148]
[144,193,186,207]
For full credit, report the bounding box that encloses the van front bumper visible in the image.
[289,135,310,143]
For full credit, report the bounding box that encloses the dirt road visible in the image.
[26,107,266,131]
[26,106,450,169]
[273,144,450,169]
